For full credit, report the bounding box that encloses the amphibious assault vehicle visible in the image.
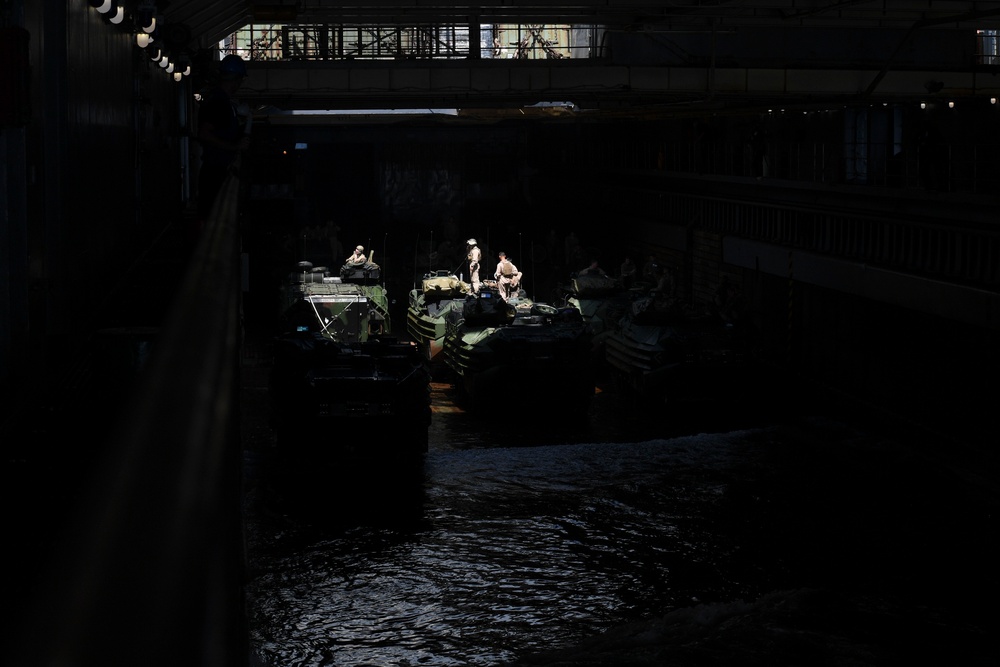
[269,259,431,464]
[440,281,595,415]
[406,270,472,378]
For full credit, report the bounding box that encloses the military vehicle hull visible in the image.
[441,286,595,415]
[269,334,431,465]
[603,296,753,404]
[559,272,638,375]
[270,261,431,466]
[406,271,471,376]
[278,262,391,343]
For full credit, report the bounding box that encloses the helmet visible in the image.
[219,54,247,78]
[356,245,364,252]
[466,238,477,245]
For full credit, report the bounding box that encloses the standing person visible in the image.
[620,255,637,289]
[494,251,522,302]
[345,244,367,267]
[466,239,482,292]
[196,54,250,233]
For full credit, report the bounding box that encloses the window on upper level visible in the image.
[978,30,998,65]
[222,24,605,61]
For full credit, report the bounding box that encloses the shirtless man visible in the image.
[345,245,367,267]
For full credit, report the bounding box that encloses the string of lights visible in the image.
[86,0,191,81]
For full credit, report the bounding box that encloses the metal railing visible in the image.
[225,23,603,61]
[597,178,1000,290]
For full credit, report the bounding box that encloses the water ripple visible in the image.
[247,432,755,666]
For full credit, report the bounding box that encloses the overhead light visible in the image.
[136,33,152,48]
[183,65,191,77]
[142,16,157,34]
[90,0,113,14]
[992,97,997,105]
[166,62,175,73]
[948,101,955,108]
[109,5,125,24]
[173,72,183,82]
[920,102,926,109]
[159,57,170,69]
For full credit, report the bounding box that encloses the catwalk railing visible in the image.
[597,173,1000,292]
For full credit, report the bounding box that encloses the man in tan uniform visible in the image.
[493,251,522,302]
[466,239,482,292]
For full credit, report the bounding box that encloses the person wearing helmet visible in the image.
[195,53,250,237]
[345,244,367,267]
[466,238,482,293]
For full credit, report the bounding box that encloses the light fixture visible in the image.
[920,102,926,109]
[149,47,162,61]
[182,65,191,77]
[173,71,183,82]
[166,62,175,73]
[90,0,113,14]
[159,57,170,69]
[142,16,157,34]
[948,101,955,108]
[109,5,125,24]
[136,33,152,48]
[992,97,997,105]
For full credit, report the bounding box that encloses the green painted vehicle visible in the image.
[269,260,431,465]
[440,283,595,416]
[406,270,472,377]
[278,261,392,343]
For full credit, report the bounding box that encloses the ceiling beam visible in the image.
[238,59,1000,114]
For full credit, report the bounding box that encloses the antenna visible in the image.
[382,232,388,285]
[429,229,434,272]
[519,232,524,299]
[530,239,536,301]
[413,233,420,290]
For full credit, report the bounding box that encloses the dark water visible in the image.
[241,374,998,666]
